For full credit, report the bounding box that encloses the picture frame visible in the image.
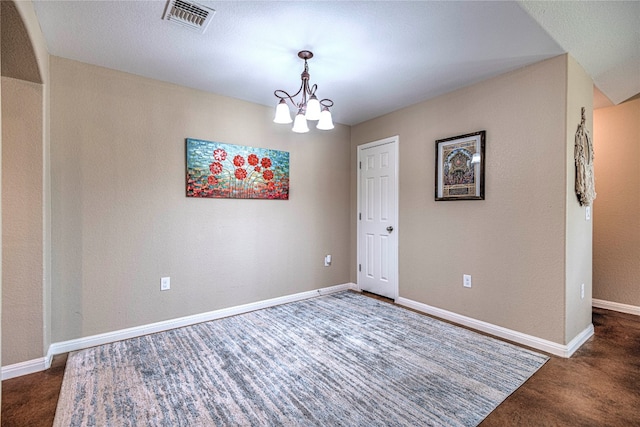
[435,131,485,201]
[186,138,290,200]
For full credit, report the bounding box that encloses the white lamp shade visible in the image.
[274,100,293,124]
[292,112,310,133]
[316,108,334,130]
[305,96,321,120]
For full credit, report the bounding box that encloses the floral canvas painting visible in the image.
[186,138,289,200]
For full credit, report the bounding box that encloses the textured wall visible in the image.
[2,1,51,365]
[564,56,594,343]
[1,76,43,365]
[18,0,52,361]
[351,55,586,345]
[50,57,351,342]
[593,98,640,307]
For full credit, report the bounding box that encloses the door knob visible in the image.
[386,226,394,233]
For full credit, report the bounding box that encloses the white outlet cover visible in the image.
[161,277,171,291]
[463,274,472,288]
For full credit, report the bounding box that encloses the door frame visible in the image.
[356,135,400,300]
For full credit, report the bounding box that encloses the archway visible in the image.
[1,0,47,383]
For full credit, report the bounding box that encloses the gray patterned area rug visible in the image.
[54,291,548,426]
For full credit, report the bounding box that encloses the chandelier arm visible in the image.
[319,99,334,108]
[274,84,305,108]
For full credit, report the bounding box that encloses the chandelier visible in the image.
[273,50,334,133]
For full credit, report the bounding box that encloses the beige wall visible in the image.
[50,57,351,342]
[564,56,594,342]
[593,98,640,306]
[351,55,592,345]
[1,0,50,370]
[1,76,43,365]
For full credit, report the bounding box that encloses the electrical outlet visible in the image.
[161,277,171,291]
[324,254,332,267]
[585,206,591,221]
[581,283,585,299]
[463,274,472,288]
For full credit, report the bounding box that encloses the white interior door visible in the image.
[358,137,398,300]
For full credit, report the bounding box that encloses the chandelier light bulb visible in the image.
[292,111,310,133]
[305,95,321,121]
[273,99,293,124]
[316,107,334,130]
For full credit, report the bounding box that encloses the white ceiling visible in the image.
[32,1,639,126]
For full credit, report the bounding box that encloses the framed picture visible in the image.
[186,138,289,200]
[435,131,485,201]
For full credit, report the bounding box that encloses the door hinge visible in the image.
[359,161,362,169]
[359,213,361,220]
[359,264,361,272]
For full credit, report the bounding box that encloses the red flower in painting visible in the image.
[233,155,245,167]
[254,166,261,172]
[213,149,227,161]
[209,162,223,175]
[248,154,259,166]
[263,169,274,181]
[261,157,272,169]
[235,168,247,180]
[208,175,218,185]
[267,182,275,191]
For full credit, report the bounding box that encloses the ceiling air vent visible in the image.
[162,0,215,34]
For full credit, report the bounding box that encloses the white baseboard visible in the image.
[2,283,358,380]
[1,357,49,381]
[592,299,640,316]
[49,283,358,356]
[565,323,595,357]
[396,297,594,358]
